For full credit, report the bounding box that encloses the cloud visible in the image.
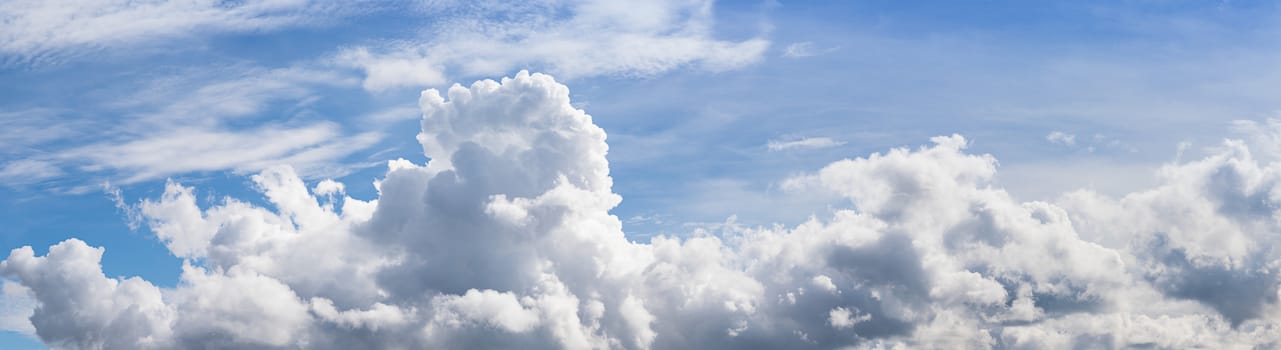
[0,240,173,349]
[1229,117,1281,162]
[359,105,425,124]
[63,123,381,183]
[0,159,62,185]
[2,2,761,190]
[767,137,845,151]
[337,47,448,92]
[0,0,355,65]
[1044,131,1140,156]
[338,0,769,90]
[113,66,357,127]
[1046,131,1077,146]
[781,41,841,58]
[782,42,818,58]
[5,72,1281,348]
[3,65,380,188]
[0,109,86,155]
[828,307,869,329]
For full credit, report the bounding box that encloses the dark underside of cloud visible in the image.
[5,72,1281,349]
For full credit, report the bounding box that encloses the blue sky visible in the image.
[3,1,1281,348]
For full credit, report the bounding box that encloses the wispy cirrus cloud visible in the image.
[0,160,61,186]
[0,0,362,65]
[337,0,770,91]
[781,41,837,58]
[0,64,383,190]
[767,136,845,151]
[63,123,381,184]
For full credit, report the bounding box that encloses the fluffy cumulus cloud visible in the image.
[6,72,1281,349]
[339,0,769,91]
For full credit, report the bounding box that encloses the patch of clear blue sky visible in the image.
[0,331,42,350]
[1,2,1279,345]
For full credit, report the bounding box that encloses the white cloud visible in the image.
[0,0,354,65]
[116,66,357,127]
[0,240,174,349]
[5,72,1281,348]
[4,65,380,187]
[783,42,817,58]
[312,179,344,197]
[63,123,381,183]
[309,297,408,332]
[828,307,869,329]
[2,2,763,189]
[1229,117,1281,162]
[0,109,86,154]
[781,41,840,58]
[175,264,315,347]
[337,48,446,92]
[339,0,769,90]
[1044,131,1137,155]
[811,275,838,294]
[1046,131,1077,146]
[429,289,541,333]
[767,137,845,151]
[0,159,62,185]
[359,105,424,124]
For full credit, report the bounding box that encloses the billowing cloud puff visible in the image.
[6,71,1281,349]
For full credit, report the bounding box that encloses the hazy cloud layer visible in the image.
[5,72,1281,349]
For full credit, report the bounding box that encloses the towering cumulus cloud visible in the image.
[5,72,1281,348]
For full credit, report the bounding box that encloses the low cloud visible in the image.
[5,72,1281,349]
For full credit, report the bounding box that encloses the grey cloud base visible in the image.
[5,72,1281,349]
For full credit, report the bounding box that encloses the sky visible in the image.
[2,0,1281,349]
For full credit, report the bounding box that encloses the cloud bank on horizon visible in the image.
[5,72,1281,349]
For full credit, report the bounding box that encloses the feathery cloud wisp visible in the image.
[767,137,845,151]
